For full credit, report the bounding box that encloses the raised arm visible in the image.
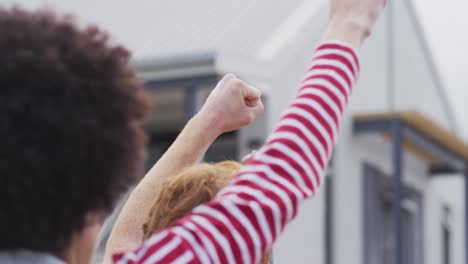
[104,74,264,263]
[113,0,386,263]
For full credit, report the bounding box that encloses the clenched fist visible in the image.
[197,74,264,135]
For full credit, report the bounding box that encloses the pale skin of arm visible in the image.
[325,0,387,48]
[103,74,264,263]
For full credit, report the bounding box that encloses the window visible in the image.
[143,89,185,134]
[143,85,239,167]
[204,132,238,162]
[363,164,423,264]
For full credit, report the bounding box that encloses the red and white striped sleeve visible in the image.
[113,40,360,264]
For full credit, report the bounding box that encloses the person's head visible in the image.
[143,161,272,264]
[0,7,151,263]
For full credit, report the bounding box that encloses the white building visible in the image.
[6,0,468,263]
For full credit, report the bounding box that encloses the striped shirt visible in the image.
[113,41,360,264]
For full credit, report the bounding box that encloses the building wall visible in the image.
[259,7,464,260]
[274,191,326,264]
[334,116,420,264]
[262,86,460,264]
[431,177,465,264]
[333,116,460,264]
[249,3,463,262]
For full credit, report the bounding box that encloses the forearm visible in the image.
[104,113,220,262]
[324,17,370,49]
[137,113,221,195]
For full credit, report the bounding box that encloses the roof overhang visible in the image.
[132,52,217,90]
[353,111,468,174]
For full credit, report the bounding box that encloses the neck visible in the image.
[56,248,75,264]
[59,221,102,264]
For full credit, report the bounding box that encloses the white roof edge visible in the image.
[133,51,217,81]
[132,51,216,72]
[255,0,326,61]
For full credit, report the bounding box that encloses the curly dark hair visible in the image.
[0,7,151,252]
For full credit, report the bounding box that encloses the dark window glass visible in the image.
[442,206,451,264]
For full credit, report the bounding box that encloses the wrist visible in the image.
[190,110,223,141]
[325,16,371,49]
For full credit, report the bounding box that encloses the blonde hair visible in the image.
[143,161,241,237]
[142,160,271,264]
